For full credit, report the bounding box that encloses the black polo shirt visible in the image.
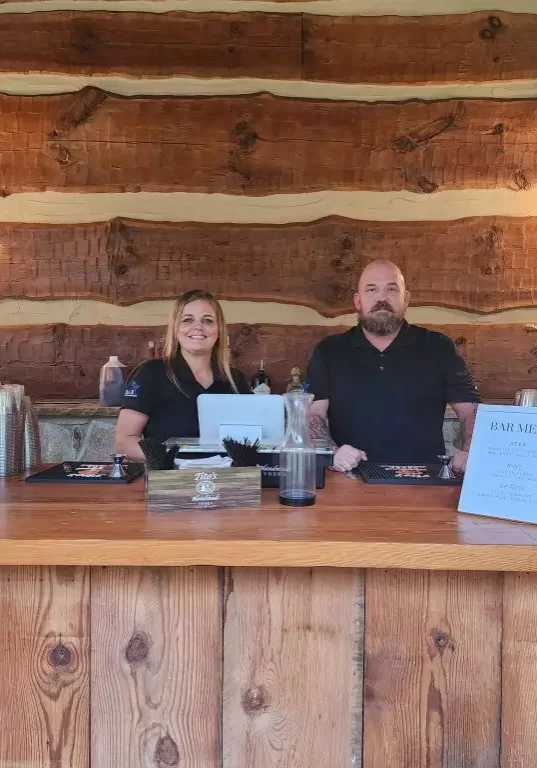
[121,353,251,442]
[306,322,481,463]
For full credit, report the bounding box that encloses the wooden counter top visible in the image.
[0,473,536,569]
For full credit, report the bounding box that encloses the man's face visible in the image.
[354,263,409,336]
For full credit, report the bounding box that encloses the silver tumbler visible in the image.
[4,384,26,474]
[518,389,537,407]
[0,386,21,477]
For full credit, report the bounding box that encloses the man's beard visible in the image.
[360,304,404,336]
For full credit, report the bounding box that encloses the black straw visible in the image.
[222,437,261,467]
[139,438,175,470]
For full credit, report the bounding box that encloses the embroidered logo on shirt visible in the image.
[124,381,140,398]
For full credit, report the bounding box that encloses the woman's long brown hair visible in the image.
[162,290,238,394]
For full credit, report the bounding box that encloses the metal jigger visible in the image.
[437,454,455,481]
[109,453,126,479]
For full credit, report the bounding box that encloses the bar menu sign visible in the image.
[459,404,537,524]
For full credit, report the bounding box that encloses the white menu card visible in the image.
[458,404,537,524]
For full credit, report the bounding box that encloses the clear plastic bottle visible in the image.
[279,391,316,507]
[99,356,127,406]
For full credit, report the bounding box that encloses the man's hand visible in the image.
[450,449,469,475]
[333,444,368,472]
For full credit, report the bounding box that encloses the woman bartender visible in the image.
[115,290,251,461]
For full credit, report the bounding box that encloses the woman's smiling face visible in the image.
[176,298,219,355]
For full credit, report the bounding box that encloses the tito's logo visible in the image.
[196,480,216,495]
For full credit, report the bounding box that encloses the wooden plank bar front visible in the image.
[1,473,537,767]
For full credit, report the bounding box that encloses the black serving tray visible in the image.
[357,462,463,486]
[25,462,145,485]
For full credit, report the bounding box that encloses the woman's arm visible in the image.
[115,409,149,461]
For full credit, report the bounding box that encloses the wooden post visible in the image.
[223,567,364,768]
[91,566,222,768]
[364,570,502,768]
[0,566,90,767]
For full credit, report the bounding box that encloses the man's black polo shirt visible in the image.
[306,321,480,463]
[121,353,250,442]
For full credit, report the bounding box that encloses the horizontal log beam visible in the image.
[1,89,536,194]
[304,12,537,84]
[0,12,301,80]
[0,323,533,400]
[2,216,537,315]
[0,12,533,84]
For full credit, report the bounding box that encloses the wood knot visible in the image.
[51,142,75,167]
[324,281,349,304]
[331,255,352,275]
[114,263,129,277]
[230,21,241,37]
[233,121,258,151]
[488,15,502,28]
[454,336,467,347]
[484,228,499,249]
[431,628,454,653]
[479,15,503,40]
[434,631,449,648]
[339,235,353,251]
[514,170,531,190]
[242,685,269,713]
[125,632,149,664]
[392,136,417,154]
[238,131,257,151]
[492,123,504,135]
[155,735,180,767]
[49,643,72,667]
[418,176,438,194]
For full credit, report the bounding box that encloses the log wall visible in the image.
[0,0,536,399]
[1,322,535,399]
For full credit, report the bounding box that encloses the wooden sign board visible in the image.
[146,467,261,511]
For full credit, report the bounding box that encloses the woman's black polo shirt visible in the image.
[121,354,251,442]
[306,321,481,463]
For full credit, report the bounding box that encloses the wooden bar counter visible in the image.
[1,472,536,767]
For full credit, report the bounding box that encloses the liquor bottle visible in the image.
[286,366,303,393]
[251,360,271,394]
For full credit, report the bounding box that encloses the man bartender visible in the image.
[307,259,480,474]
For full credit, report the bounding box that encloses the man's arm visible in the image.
[309,399,335,445]
[449,401,478,473]
[309,399,367,472]
[451,401,478,451]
